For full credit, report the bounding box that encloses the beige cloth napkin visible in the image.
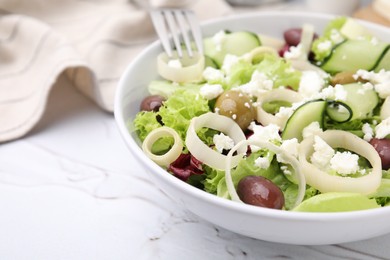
[0,0,232,143]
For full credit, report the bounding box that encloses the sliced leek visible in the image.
[157,51,205,83]
[142,126,183,167]
[299,130,382,194]
[185,112,246,170]
[256,88,303,128]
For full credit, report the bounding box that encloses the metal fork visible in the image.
[150,9,203,58]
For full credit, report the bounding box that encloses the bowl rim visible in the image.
[114,10,390,221]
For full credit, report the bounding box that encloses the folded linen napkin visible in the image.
[0,0,232,142]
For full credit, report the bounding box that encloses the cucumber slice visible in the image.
[374,46,390,72]
[321,40,389,74]
[339,18,372,39]
[342,83,379,120]
[326,101,353,123]
[203,31,261,67]
[282,100,327,141]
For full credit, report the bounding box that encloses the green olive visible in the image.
[330,71,366,86]
[214,90,256,130]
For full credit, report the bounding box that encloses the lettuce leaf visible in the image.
[133,89,211,153]
[133,111,162,141]
[254,55,301,90]
[159,89,211,141]
[203,166,225,195]
[226,54,301,90]
[312,17,347,62]
[226,59,256,87]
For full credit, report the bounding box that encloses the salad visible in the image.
[131,16,390,212]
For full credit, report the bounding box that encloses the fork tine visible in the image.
[150,9,203,59]
[150,10,173,57]
[163,10,183,58]
[173,10,193,57]
[185,10,203,55]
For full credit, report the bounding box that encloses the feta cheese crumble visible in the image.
[334,84,347,101]
[254,156,270,169]
[317,40,332,52]
[354,69,390,98]
[202,67,225,82]
[234,71,273,96]
[213,30,226,52]
[284,44,303,60]
[375,117,390,139]
[277,138,299,164]
[248,123,281,152]
[275,106,294,122]
[329,29,344,44]
[199,84,224,100]
[362,123,374,141]
[167,59,182,68]
[298,70,325,98]
[311,136,335,168]
[330,151,359,175]
[221,54,240,75]
[213,133,234,153]
[302,121,323,139]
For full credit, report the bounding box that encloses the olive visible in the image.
[284,28,302,47]
[283,28,318,47]
[237,175,285,209]
[214,90,256,130]
[369,138,390,170]
[330,71,367,86]
[140,95,165,112]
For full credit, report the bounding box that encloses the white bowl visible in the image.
[114,11,390,245]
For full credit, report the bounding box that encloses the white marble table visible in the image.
[1,72,390,260]
[2,0,390,258]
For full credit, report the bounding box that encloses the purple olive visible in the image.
[237,175,284,209]
[140,95,165,112]
[369,138,390,170]
[284,28,302,47]
[283,28,318,47]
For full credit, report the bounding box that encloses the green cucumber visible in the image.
[342,83,379,120]
[203,31,261,67]
[374,46,390,72]
[326,101,353,123]
[320,39,389,74]
[282,100,327,141]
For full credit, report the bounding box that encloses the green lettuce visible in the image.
[159,89,211,141]
[226,54,301,90]
[369,176,390,206]
[203,166,225,195]
[312,17,347,62]
[132,89,211,153]
[226,59,256,87]
[133,111,161,141]
[254,54,301,90]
